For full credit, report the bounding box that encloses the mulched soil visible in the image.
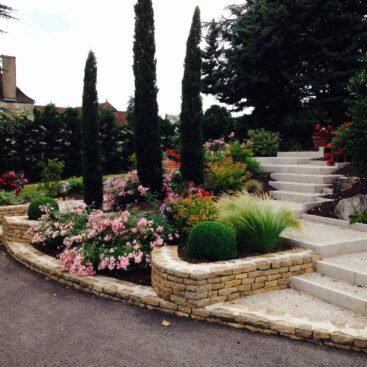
[307,165,367,219]
[178,241,293,264]
[260,173,273,195]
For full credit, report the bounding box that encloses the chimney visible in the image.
[2,55,16,101]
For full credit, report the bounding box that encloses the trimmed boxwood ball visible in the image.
[186,221,237,261]
[28,197,59,220]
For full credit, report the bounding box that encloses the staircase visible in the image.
[256,150,367,315]
[257,148,347,213]
[292,252,367,315]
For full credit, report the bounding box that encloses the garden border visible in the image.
[1,213,367,353]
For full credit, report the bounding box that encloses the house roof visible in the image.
[98,100,117,112]
[35,100,128,126]
[0,74,35,104]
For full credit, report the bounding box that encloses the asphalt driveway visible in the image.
[0,245,366,367]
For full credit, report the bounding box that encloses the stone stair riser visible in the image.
[270,173,341,184]
[269,181,330,193]
[262,165,337,175]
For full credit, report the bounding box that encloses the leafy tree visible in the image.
[0,4,15,33]
[202,105,234,141]
[202,0,367,133]
[61,107,82,177]
[180,6,204,184]
[133,0,162,193]
[81,51,103,208]
[344,56,367,172]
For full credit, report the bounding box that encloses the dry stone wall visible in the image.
[152,246,319,311]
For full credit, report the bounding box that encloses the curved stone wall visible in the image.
[152,246,319,310]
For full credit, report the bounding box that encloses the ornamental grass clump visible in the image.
[186,221,236,261]
[216,192,299,254]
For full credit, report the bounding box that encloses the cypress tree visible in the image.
[133,0,162,193]
[180,6,204,184]
[81,51,103,209]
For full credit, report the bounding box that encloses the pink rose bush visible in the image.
[103,171,149,210]
[29,205,179,276]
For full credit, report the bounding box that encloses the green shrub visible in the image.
[67,177,84,195]
[0,191,24,206]
[206,157,251,194]
[350,211,367,224]
[166,195,218,236]
[229,142,262,179]
[186,221,237,261]
[216,192,299,254]
[248,129,279,157]
[28,197,59,220]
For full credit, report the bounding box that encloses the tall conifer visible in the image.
[133,0,162,192]
[180,7,204,184]
[82,51,103,208]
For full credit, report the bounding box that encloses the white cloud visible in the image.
[1,0,243,114]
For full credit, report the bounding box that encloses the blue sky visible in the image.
[1,0,244,114]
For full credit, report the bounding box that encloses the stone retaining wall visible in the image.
[0,204,28,225]
[152,246,318,311]
[2,215,36,244]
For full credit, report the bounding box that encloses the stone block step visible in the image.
[255,157,311,165]
[269,181,330,193]
[291,273,367,315]
[270,190,328,203]
[281,219,367,257]
[270,173,341,184]
[277,150,324,158]
[317,252,367,287]
[261,164,337,175]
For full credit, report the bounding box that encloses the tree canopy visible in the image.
[202,0,367,132]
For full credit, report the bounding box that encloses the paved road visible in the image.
[1,245,366,367]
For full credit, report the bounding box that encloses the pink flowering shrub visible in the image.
[30,206,179,276]
[203,138,229,163]
[103,171,149,210]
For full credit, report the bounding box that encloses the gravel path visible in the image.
[234,289,367,325]
[1,245,367,367]
[282,219,367,245]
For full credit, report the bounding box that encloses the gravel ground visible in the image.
[1,246,367,367]
[234,289,367,325]
[326,252,367,273]
[282,219,367,245]
[299,273,367,299]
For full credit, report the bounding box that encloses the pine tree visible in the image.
[81,51,103,209]
[133,0,162,193]
[180,6,204,184]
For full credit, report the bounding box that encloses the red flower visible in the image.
[315,123,321,130]
[188,183,195,188]
[326,143,332,150]
[175,154,181,160]
[324,153,331,159]
[205,191,211,197]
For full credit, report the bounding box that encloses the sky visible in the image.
[1,0,244,115]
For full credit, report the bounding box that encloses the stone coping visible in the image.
[152,246,318,277]
[1,239,366,353]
